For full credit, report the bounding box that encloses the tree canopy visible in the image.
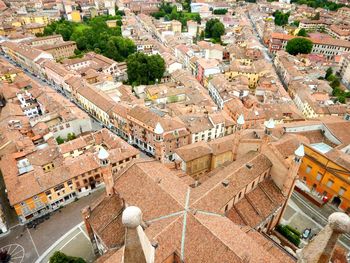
[205,18,225,41]
[43,16,135,62]
[322,68,348,103]
[49,251,86,263]
[290,0,344,11]
[325,67,333,79]
[286,38,313,55]
[273,10,290,26]
[297,28,308,37]
[151,3,200,28]
[126,53,165,86]
[213,9,228,15]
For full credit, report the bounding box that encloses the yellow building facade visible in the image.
[14,193,48,220]
[182,150,233,180]
[186,154,211,179]
[298,145,350,212]
[225,70,266,89]
[71,10,82,23]
[0,71,21,83]
[20,15,52,25]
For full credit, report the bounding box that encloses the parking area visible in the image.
[37,223,95,263]
[0,188,104,263]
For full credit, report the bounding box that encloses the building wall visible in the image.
[225,71,263,89]
[46,43,77,60]
[298,145,350,212]
[14,192,48,221]
[30,36,63,47]
[76,93,110,125]
[71,11,82,22]
[13,152,139,223]
[51,118,93,138]
[186,154,211,179]
[211,151,233,170]
[269,36,350,59]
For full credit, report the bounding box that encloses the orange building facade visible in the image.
[298,145,350,212]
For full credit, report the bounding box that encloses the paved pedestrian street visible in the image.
[0,189,104,263]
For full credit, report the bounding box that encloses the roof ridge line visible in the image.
[191,152,261,206]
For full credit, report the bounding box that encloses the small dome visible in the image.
[154,122,164,135]
[122,206,142,228]
[98,146,109,160]
[294,145,304,157]
[328,212,350,233]
[237,114,245,126]
[264,118,275,129]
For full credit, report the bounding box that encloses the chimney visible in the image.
[122,206,155,263]
[297,212,350,263]
[260,118,275,153]
[154,122,166,163]
[282,145,304,197]
[232,114,244,161]
[97,147,114,197]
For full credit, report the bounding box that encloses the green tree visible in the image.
[290,0,344,10]
[286,38,313,55]
[330,78,340,89]
[325,67,333,79]
[291,20,300,27]
[43,15,129,60]
[213,9,228,15]
[43,26,55,36]
[56,136,64,145]
[127,53,165,86]
[49,251,86,263]
[297,28,308,37]
[211,22,225,40]
[67,133,76,141]
[273,10,290,26]
[56,22,74,41]
[205,18,225,41]
[182,0,191,12]
[199,30,205,40]
[103,36,136,62]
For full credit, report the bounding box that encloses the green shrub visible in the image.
[56,136,64,145]
[285,225,301,236]
[276,224,301,247]
[50,251,86,263]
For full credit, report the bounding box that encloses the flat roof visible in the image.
[310,142,333,154]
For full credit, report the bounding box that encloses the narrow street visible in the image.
[291,191,350,247]
[0,189,104,263]
[245,12,289,91]
[0,52,154,263]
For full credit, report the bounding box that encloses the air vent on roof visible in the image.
[222,180,229,187]
[253,131,260,139]
[246,164,253,169]
[151,241,159,249]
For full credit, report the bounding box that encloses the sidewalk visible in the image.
[0,188,104,263]
[36,223,95,263]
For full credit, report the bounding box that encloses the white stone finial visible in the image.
[237,114,245,126]
[328,212,350,234]
[98,146,109,160]
[294,145,305,158]
[122,206,142,228]
[265,118,275,129]
[154,122,164,135]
